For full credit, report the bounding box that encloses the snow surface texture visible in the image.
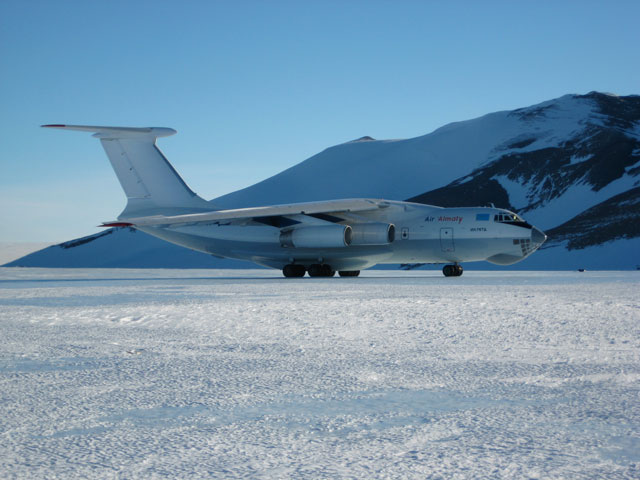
[1,268,639,478]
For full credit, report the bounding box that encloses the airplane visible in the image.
[43,124,547,277]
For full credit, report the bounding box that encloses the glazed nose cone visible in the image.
[531,227,547,246]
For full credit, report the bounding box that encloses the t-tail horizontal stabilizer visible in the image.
[42,124,213,218]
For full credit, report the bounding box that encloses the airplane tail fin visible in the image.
[42,124,213,219]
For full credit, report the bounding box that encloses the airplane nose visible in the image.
[531,227,547,245]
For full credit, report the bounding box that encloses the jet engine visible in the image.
[280,225,352,248]
[350,223,395,245]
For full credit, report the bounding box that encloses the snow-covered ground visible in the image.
[1,268,638,478]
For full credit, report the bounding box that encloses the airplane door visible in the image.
[440,228,454,252]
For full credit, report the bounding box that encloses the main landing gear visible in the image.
[282,264,306,278]
[308,264,335,277]
[442,264,463,277]
[282,264,361,278]
[338,270,360,277]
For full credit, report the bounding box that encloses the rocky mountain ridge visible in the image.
[408,92,640,252]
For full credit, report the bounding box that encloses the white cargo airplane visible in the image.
[43,124,546,277]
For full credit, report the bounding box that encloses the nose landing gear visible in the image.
[443,264,463,277]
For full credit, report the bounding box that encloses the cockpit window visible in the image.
[494,213,522,222]
[494,212,532,229]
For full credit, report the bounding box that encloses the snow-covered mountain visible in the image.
[6,92,640,269]
[407,92,640,266]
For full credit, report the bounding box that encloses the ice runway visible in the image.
[1,268,639,478]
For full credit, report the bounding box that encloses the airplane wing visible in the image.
[102,198,391,227]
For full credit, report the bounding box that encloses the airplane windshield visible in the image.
[494,212,532,229]
[494,213,522,222]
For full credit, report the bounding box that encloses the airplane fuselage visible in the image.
[136,201,546,272]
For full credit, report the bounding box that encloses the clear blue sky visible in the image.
[1,0,639,242]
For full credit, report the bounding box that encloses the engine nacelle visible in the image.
[280,225,352,248]
[350,223,395,245]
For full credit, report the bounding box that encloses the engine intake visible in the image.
[280,225,352,248]
[350,223,395,245]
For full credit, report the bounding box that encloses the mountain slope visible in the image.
[5,228,255,269]
[6,92,639,269]
[213,110,553,208]
[545,186,640,250]
[407,92,640,253]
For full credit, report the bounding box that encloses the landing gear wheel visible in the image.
[338,270,360,277]
[308,264,335,277]
[442,264,463,277]
[283,264,306,278]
